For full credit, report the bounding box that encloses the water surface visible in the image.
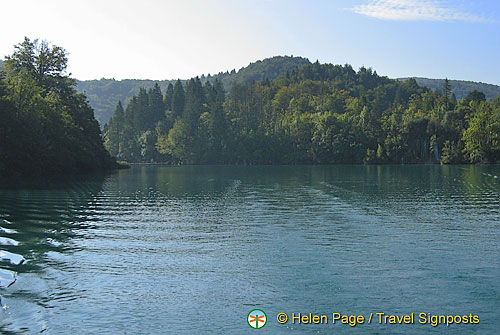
[0,165,499,334]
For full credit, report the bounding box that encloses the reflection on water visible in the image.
[0,165,499,334]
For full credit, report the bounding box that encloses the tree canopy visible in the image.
[104,61,500,165]
[0,37,117,179]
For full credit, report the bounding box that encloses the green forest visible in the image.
[2,38,500,177]
[104,62,500,165]
[75,57,500,127]
[0,38,116,178]
[398,77,500,101]
[76,56,311,125]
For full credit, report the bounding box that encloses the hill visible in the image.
[104,60,500,166]
[75,56,311,125]
[217,55,310,88]
[75,57,500,127]
[397,77,500,101]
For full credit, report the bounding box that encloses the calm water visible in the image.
[0,165,499,334]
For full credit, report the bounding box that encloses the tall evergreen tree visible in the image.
[443,78,451,110]
[135,87,149,131]
[206,79,227,162]
[183,77,205,130]
[171,79,185,119]
[148,83,164,128]
[105,101,124,157]
[164,83,174,110]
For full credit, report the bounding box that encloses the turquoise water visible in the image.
[0,165,499,334]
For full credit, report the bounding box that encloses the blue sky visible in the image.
[1,0,499,84]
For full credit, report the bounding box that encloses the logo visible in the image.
[247,309,267,329]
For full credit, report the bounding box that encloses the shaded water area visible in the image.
[0,165,499,334]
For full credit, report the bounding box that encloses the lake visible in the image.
[0,165,499,334]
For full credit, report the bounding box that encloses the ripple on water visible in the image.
[0,227,17,234]
[0,165,499,334]
[0,237,19,246]
[0,268,16,288]
[0,251,25,266]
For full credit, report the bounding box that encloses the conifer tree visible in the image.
[206,79,227,162]
[105,101,124,157]
[164,83,174,110]
[443,78,451,110]
[148,83,164,128]
[183,77,205,130]
[171,79,185,119]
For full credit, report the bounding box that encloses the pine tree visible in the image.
[136,87,149,131]
[171,79,185,119]
[164,83,174,111]
[106,101,124,157]
[443,78,451,110]
[148,83,164,128]
[183,77,205,130]
[207,79,227,162]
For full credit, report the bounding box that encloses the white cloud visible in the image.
[350,0,491,22]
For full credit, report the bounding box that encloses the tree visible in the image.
[105,101,124,157]
[171,79,185,119]
[1,37,115,177]
[99,58,500,166]
[463,102,500,163]
[183,77,204,128]
[205,79,227,162]
[5,37,72,96]
[465,90,486,103]
[164,83,174,110]
[160,119,192,163]
[443,78,451,110]
[148,83,164,128]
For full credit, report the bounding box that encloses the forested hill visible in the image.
[104,61,500,166]
[398,77,500,101]
[78,56,499,127]
[76,56,311,125]
[218,55,310,88]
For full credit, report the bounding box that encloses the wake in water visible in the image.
[0,219,20,289]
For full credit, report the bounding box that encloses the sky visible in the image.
[1,0,500,84]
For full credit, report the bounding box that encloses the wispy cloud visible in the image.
[350,0,492,23]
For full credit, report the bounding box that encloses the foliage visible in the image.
[0,38,116,178]
[76,56,311,125]
[103,59,500,165]
[398,77,500,101]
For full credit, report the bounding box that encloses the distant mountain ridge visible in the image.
[397,77,500,101]
[72,57,500,126]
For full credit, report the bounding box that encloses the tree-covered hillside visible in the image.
[76,79,175,125]
[78,56,500,127]
[398,77,500,101]
[75,56,311,125]
[0,38,117,178]
[104,62,500,165]
[218,56,310,89]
